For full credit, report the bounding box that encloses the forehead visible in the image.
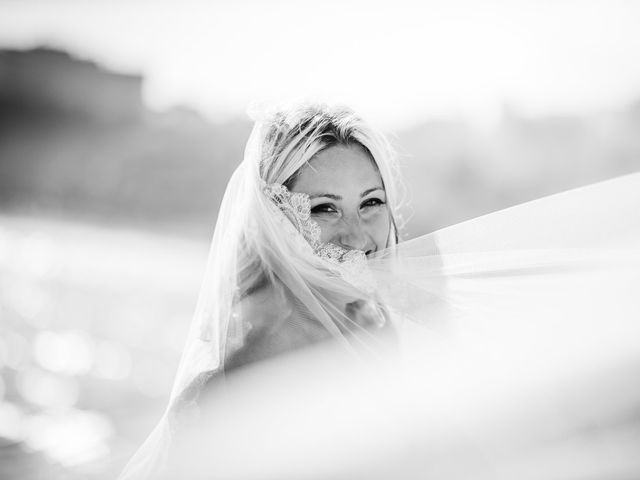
[291,144,384,195]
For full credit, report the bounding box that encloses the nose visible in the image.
[336,215,369,252]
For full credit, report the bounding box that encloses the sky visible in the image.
[1,0,640,129]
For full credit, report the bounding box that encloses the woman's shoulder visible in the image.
[224,283,332,371]
[236,282,293,335]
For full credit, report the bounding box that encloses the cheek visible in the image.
[313,218,339,245]
[371,209,392,248]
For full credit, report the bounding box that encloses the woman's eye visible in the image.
[311,203,337,214]
[361,198,385,209]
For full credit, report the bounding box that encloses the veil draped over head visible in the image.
[119,103,640,480]
[119,103,405,479]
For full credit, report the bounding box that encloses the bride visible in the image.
[119,102,640,479]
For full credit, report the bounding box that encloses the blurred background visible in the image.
[0,0,639,478]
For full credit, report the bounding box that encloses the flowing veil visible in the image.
[118,113,640,479]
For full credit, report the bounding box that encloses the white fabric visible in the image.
[118,119,640,480]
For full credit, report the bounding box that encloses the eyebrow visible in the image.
[309,186,384,200]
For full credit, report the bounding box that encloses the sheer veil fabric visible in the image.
[118,113,640,479]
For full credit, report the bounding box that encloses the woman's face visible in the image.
[289,144,391,256]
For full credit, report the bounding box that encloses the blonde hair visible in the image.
[255,102,404,243]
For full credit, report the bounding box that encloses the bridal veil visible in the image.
[118,104,640,479]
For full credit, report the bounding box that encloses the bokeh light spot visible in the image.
[16,368,79,408]
[24,408,114,467]
[33,330,95,376]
